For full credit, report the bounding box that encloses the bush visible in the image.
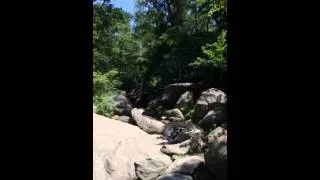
[190,30,226,69]
[94,93,116,117]
[93,69,122,117]
[93,70,122,97]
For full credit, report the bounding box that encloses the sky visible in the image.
[112,0,137,15]
[111,0,137,27]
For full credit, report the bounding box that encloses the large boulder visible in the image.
[198,110,217,131]
[193,164,214,180]
[131,108,165,134]
[111,94,133,116]
[156,173,193,180]
[160,83,194,108]
[199,109,227,131]
[93,113,172,180]
[193,88,227,123]
[204,135,227,180]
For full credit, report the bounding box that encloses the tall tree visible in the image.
[190,0,227,90]
[93,0,144,94]
[134,0,221,91]
[93,0,227,110]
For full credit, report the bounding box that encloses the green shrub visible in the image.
[93,69,122,117]
[94,93,116,117]
[93,70,122,97]
[190,30,227,69]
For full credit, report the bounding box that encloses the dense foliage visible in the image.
[93,0,227,116]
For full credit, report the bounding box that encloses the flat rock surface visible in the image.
[93,113,171,180]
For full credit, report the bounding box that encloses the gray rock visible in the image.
[160,83,194,108]
[163,122,202,144]
[172,155,188,161]
[199,109,226,131]
[111,115,120,120]
[193,97,209,121]
[165,155,204,175]
[156,173,193,180]
[161,136,205,156]
[193,88,227,122]
[114,115,131,123]
[198,110,218,131]
[188,133,206,154]
[110,94,133,116]
[175,91,194,110]
[165,108,185,122]
[193,164,214,180]
[204,135,227,180]
[207,127,227,143]
[161,139,191,155]
[161,120,171,124]
[168,117,184,122]
[202,88,227,105]
[135,155,172,180]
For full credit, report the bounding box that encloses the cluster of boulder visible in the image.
[93,83,227,180]
[146,83,227,130]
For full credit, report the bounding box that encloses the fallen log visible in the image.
[131,108,165,134]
